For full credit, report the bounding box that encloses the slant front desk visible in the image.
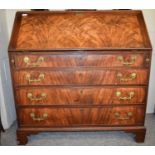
[8,10,152,144]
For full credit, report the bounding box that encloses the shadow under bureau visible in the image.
[8,10,152,145]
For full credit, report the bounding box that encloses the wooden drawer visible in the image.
[13,69,148,86]
[18,106,145,127]
[15,87,146,105]
[11,53,150,68]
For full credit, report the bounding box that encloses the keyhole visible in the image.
[80,90,83,94]
[79,72,83,77]
[80,108,84,113]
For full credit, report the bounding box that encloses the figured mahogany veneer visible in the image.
[8,10,152,145]
[12,53,149,68]
[9,11,151,50]
[15,87,146,105]
[13,69,148,86]
[18,106,145,127]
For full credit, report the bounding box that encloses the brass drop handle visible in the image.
[24,56,44,67]
[25,73,45,84]
[116,91,135,100]
[27,93,47,101]
[117,72,137,82]
[117,55,136,66]
[30,112,48,121]
[114,112,133,120]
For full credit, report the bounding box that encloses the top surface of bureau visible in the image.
[9,10,151,51]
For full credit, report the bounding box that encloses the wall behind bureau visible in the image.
[143,10,155,114]
[0,10,16,129]
[3,9,155,114]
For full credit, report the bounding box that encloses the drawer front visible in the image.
[15,87,146,105]
[13,69,148,86]
[12,53,149,68]
[18,106,145,127]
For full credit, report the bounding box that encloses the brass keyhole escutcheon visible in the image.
[76,12,84,16]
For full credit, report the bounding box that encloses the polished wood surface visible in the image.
[9,10,152,50]
[12,52,149,68]
[8,10,152,144]
[13,69,148,86]
[16,126,146,145]
[15,87,146,105]
[18,106,145,127]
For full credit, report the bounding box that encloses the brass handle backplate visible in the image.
[115,91,135,100]
[114,112,133,120]
[117,55,136,66]
[30,112,48,121]
[27,93,47,101]
[25,73,45,84]
[117,72,137,82]
[24,56,44,67]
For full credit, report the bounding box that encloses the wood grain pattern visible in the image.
[13,69,149,86]
[8,10,152,144]
[12,53,148,68]
[18,106,145,127]
[16,126,146,145]
[15,87,146,105]
[9,11,152,50]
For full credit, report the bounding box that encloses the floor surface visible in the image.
[1,114,155,146]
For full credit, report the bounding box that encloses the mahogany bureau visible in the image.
[8,10,152,145]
